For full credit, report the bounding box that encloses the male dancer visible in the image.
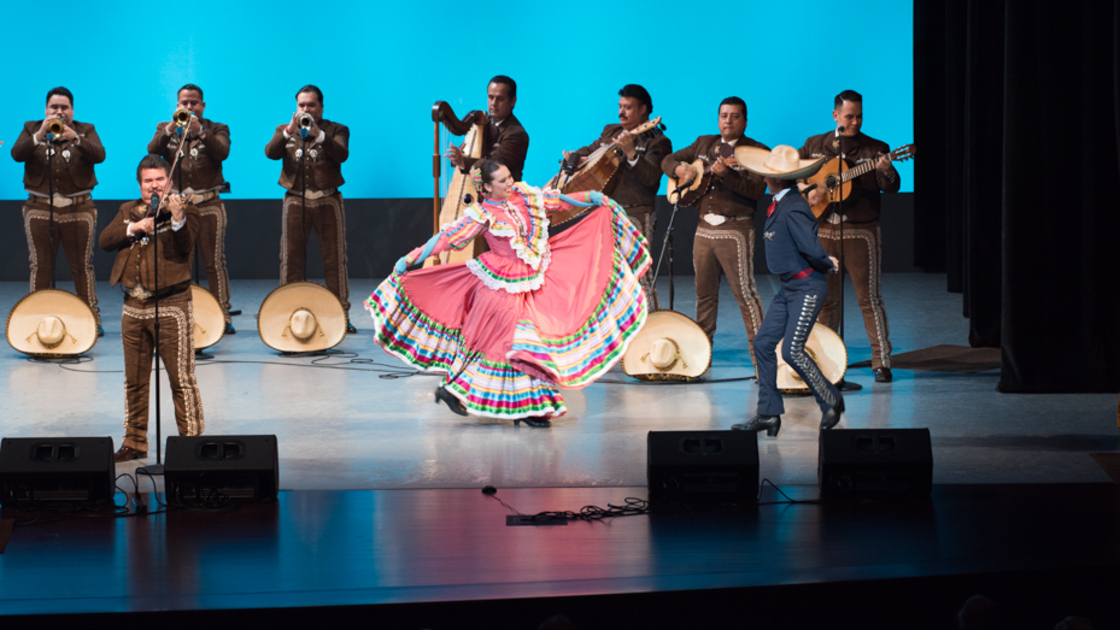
[733,146,842,436]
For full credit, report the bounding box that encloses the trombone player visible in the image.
[148,83,236,334]
[10,86,104,335]
[264,84,355,333]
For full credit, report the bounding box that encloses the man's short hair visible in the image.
[719,96,747,117]
[489,75,517,99]
[46,87,74,107]
[619,84,652,112]
[178,83,204,100]
[296,84,324,105]
[136,154,171,182]
[834,89,863,109]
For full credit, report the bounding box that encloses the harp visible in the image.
[430,102,489,266]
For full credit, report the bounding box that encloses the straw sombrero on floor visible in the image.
[6,289,98,358]
[258,282,346,353]
[622,310,712,382]
[776,323,848,394]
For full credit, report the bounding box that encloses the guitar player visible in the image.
[799,89,900,383]
[561,84,671,309]
[660,96,769,367]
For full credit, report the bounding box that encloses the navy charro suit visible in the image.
[754,187,841,416]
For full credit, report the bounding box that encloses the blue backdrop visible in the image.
[1,0,913,200]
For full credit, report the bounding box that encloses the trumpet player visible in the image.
[10,86,104,334]
[148,83,235,334]
[264,84,355,333]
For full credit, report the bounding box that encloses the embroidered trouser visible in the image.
[194,198,233,323]
[817,221,892,369]
[755,273,841,417]
[280,192,351,314]
[121,290,204,451]
[625,206,659,311]
[694,219,764,364]
[22,197,101,325]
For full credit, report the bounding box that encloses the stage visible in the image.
[2,274,1118,628]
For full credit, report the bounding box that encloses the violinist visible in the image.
[99,155,204,462]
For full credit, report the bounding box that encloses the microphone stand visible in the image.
[651,200,680,312]
[833,131,861,392]
[45,129,59,291]
[299,129,309,280]
[138,194,166,475]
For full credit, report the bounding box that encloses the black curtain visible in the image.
[915,1,1120,393]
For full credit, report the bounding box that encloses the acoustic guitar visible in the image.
[664,142,736,206]
[801,143,915,217]
[550,117,662,194]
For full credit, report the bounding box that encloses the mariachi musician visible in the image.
[445,75,529,182]
[661,96,769,366]
[148,83,236,335]
[10,86,104,335]
[562,84,670,309]
[265,84,355,334]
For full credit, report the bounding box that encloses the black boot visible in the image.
[820,397,845,430]
[434,387,468,416]
[732,415,782,437]
[514,417,552,428]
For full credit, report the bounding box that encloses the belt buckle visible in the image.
[127,285,153,300]
[703,213,726,226]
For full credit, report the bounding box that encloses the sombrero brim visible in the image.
[735,146,827,180]
[191,284,226,350]
[258,282,346,353]
[6,289,98,357]
[622,310,711,380]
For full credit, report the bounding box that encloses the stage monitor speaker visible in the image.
[818,428,933,499]
[0,437,115,507]
[647,430,758,509]
[165,435,279,504]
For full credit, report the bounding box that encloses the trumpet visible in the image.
[46,117,66,138]
[297,112,314,137]
[173,107,193,135]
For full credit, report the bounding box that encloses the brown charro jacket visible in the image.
[798,130,900,223]
[568,123,671,209]
[11,119,105,195]
[147,116,230,193]
[661,134,769,216]
[100,199,200,291]
[264,118,349,192]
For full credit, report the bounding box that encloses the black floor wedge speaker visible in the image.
[165,435,279,504]
[0,437,115,507]
[818,428,933,499]
[647,430,759,509]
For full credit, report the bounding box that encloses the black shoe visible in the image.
[873,367,893,383]
[434,387,468,416]
[97,325,105,338]
[224,322,236,335]
[732,415,782,437]
[346,321,358,334]
[820,397,846,430]
[229,308,242,316]
[514,417,552,428]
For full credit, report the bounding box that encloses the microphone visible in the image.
[151,194,160,212]
[837,125,845,133]
[299,128,308,139]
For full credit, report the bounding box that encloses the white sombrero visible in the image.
[735,144,827,180]
[776,323,848,394]
[258,282,346,353]
[622,310,712,382]
[6,289,98,358]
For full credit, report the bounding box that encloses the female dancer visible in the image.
[366,159,650,427]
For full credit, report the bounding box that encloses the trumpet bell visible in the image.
[297,112,314,130]
[173,107,192,126]
[46,117,65,137]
